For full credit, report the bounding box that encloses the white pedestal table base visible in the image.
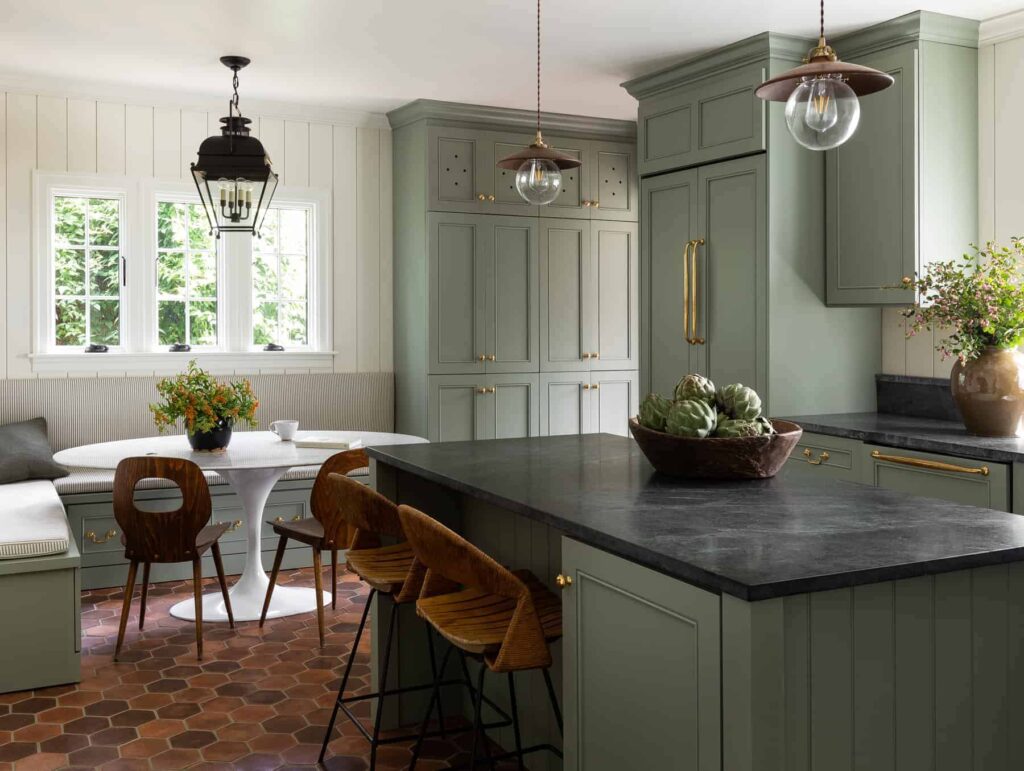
[170,466,329,623]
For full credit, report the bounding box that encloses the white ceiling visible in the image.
[0,0,1016,120]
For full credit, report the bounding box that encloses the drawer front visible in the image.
[863,444,1010,511]
[784,432,863,483]
[638,63,766,176]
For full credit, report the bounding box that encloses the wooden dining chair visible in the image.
[112,457,234,662]
[399,504,564,770]
[259,449,370,646]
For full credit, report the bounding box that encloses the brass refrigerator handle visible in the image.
[870,450,990,477]
[683,240,695,344]
[691,238,705,345]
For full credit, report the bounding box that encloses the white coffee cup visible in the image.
[270,420,299,441]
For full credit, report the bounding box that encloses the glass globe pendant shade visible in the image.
[784,76,860,151]
[515,158,563,206]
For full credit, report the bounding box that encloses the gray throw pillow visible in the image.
[0,418,69,484]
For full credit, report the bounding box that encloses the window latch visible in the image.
[121,256,127,287]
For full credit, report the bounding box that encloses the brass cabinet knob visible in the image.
[592,200,600,208]
[592,352,600,359]
[478,193,486,201]
[555,573,573,588]
[85,529,117,544]
[478,354,486,361]
[487,387,496,394]
[476,387,487,394]
[582,200,592,207]
[487,354,496,361]
[274,516,284,523]
[488,194,496,202]
[582,352,591,359]
[901,276,913,286]
[582,383,591,390]
[592,383,600,390]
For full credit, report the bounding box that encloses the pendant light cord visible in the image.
[536,0,544,137]
[819,0,825,41]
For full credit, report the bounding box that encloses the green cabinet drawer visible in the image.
[637,62,766,176]
[863,444,1009,511]
[784,432,863,483]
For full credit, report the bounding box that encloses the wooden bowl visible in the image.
[628,418,803,480]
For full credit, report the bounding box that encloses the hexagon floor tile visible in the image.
[0,567,531,770]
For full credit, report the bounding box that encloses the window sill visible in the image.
[29,350,337,375]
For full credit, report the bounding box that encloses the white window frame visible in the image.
[30,174,333,374]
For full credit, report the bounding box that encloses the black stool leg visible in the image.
[410,645,454,771]
[468,663,490,770]
[368,599,399,771]
[318,587,376,764]
[507,672,525,770]
[426,627,447,739]
[542,666,563,736]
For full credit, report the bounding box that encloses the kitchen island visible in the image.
[368,434,1024,771]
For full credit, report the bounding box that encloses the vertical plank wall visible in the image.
[882,16,1024,377]
[0,88,393,380]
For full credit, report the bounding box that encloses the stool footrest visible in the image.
[444,743,564,771]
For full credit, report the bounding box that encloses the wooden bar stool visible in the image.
[399,504,564,770]
[259,449,370,646]
[112,457,234,662]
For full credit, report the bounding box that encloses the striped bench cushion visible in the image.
[0,480,70,559]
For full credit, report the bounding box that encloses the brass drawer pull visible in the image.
[870,450,989,476]
[555,573,573,588]
[690,238,705,345]
[225,519,242,531]
[273,515,304,524]
[85,529,117,544]
[802,448,830,465]
[683,240,693,343]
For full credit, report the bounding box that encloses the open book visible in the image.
[293,436,364,450]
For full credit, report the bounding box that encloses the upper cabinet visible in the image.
[628,61,767,177]
[543,138,638,221]
[825,13,979,305]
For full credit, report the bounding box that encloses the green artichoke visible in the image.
[716,383,763,420]
[714,418,765,438]
[756,416,776,435]
[638,393,673,431]
[665,399,717,438]
[673,373,716,405]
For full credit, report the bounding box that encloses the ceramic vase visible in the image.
[950,346,1024,437]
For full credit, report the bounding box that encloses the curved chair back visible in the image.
[327,472,404,546]
[397,504,550,671]
[309,449,370,548]
[113,457,212,563]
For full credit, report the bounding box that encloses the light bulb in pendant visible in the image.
[784,76,860,151]
[515,158,562,206]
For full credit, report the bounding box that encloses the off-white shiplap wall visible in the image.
[0,79,393,380]
[880,11,1024,378]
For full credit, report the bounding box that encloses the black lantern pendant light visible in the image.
[191,56,279,238]
[755,0,894,151]
[497,0,581,206]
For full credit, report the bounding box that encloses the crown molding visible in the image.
[980,9,1024,45]
[621,32,809,100]
[386,99,635,140]
[831,11,979,58]
[0,70,390,129]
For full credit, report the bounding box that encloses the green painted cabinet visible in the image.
[783,431,864,483]
[641,154,766,398]
[561,536,721,771]
[540,219,638,373]
[427,373,540,442]
[538,370,638,437]
[543,138,638,221]
[428,212,539,375]
[863,443,1009,510]
[825,14,979,305]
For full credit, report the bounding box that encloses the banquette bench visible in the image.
[0,371,393,692]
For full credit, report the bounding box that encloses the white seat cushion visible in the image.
[0,480,70,559]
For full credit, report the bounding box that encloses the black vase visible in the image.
[187,420,233,452]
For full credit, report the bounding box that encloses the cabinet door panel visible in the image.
[590,141,637,221]
[540,220,590,372]
[486,218,538,373]
[429,214,486,374]
[591,221,638,371]
[641,169,699,396]
[540,373,591,436]
[591,371,639,437]
[487,374,540,439]
[863,444,1009,510]
[543,136,590,219]
[826,45,918,305]
[561,537,721,771]
[484,131,542,216]
[428,376,486,442]
[428,127,482,213]
[696,155,767,397]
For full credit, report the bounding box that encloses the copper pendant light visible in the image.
[497,0,581,206]
[756,0,894,150]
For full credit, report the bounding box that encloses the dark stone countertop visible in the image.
[368,434,1024,602]
[786,412,1024,464]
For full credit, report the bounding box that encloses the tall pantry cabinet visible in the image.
[623,33,881,416]
[389,100,640,442]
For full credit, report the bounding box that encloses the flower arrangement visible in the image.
[903,238,1024,362]
[149,360,259,435]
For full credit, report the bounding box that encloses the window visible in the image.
[253,206,310,347]
[52,195,123,348]
[156,200,220,348]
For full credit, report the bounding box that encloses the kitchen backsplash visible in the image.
[880,307,956,379]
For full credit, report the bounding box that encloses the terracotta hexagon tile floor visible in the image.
[0,567,520,770]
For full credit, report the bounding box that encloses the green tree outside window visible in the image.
[156,201,219,347]
[253,207,309,347]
